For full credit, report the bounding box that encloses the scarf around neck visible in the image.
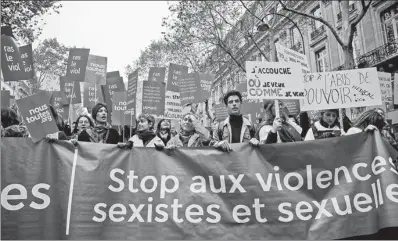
[179,129,195,146]
[92,123,112,143]
[137,129,156,146]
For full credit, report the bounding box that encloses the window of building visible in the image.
[289,26,301,47]
[381,3,398,43]
[315,47,328,72]
[311,6,322,30]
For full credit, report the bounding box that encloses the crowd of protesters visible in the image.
[1,90,397,152]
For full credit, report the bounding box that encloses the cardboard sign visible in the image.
[142,81,165,116]
[300,68,382,111]
[148,67,166,82]
[167,63,188,92]
[246,61,304,100]
[16,92,59,143]
[214,103,229,121]
[60,76,82,104]
[1,35,26,81]
[50,91,69,120]
[127,70,138,111]
[1,90,11,107]
[102,77,126,112]
[83,83,104,109]
[65,48,90,82]
[106,71,120,79]
[19,44,34,80]
[378,72,392,102]
[165,91,182,119]
[111,91,135,126]
[275,43,310,74]
[84,55,107,85]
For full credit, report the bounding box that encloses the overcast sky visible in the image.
[36,1,170,78]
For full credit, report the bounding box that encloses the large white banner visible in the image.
[300,68,382,111]
[275,43,310,74]
[246,61,304,100]
[164,91,182,119]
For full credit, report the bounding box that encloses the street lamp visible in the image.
[257,12,306,55]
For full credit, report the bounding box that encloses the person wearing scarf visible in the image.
[344,108,387,135]
[118,114,164,149]
[304,109,341,141]
[156,119,172,145]
[256,100,303,144]
[166,113,211,148]
[90,103,119,144]
[70,115,96,142]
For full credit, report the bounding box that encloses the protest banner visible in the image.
[148,67,166,82]
[1,35,26,81]
[165,91,182,119]
[300,68,382,111]
[84,55,107,85]
[19,44,34,80]
[102,77,126,112]
[60,76,82,104]
[1,133,398,239]
[111,91,135,126]
[214,103,228,121]
[275,43,310,74]
[83,83,104,109]
[167,63,188,92]
[142,81,165,116]
[1,90,11,107]
[50,91,69,120]
[246,61,304,100]
[15,92,59,142]
[65,48,90,82]
[107,71,120,78]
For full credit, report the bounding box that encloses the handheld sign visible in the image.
[148,67,166,82]
[246,61,304,100]
[275,43,310,74]
[378,72,392,102]
[165,91,182,119]
[50,91,69,119]
[214,103,228,121]
[60,76,82,104]
[16,92,59,143]
[300,68,382,111]
[1,35,26,81]
[167,63,188,92]
[65,48,90,82]
[102,77,125,112]
[1,90,11,107]
[142,81,166,116]
[84,55,107,85]
[111,91,135,126]
[19,44,34,80]
[83,83,104,108]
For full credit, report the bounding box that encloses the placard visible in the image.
[16,91,59,143]
[142,81,165,116]
[84,55,107,85]
[236,82,264,121]
[102,77,126,111]
[19,44,34,79]
[127,70,138,111]
[106,71,120,79]
[148,67,166,82]
[167,63,188,92]
[300,68,382,111]
[50,91,69,120]
[40,73,60,91]
[165,91,182,119]
[83,83,104,109]
[111,91,135,126]
[378,72,392,102]
[1,90,11,107]
[60,76,82,104]
[65,48,90,82]
[246,61,304,100]
[214,103,229,121]
[275,43,310,74]
[1,35,26,81]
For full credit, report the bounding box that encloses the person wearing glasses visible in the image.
[156,119,172,145]
[166,113,211,148]
[70,115,95,142]
[304,109,341,141]
[344,108,387,135]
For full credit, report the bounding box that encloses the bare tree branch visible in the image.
[239,0,263,23]
[248,33,269,61]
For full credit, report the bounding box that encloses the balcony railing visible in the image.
[337,4,357,21]
[310,25,325,41]
[356,38,398,68]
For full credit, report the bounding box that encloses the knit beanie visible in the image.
[92,103,108,121]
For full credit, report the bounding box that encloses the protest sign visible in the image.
[165,91,182,119]
[84,55,107,85]
[394,73,398,105]
[127,70,138,114]
[214,103,228,121]
[246,61,304,100]
[167,63,188,92]
[1,35,26,81]
[106,71,120,78]
[83,83,104,109]
[65,48,90,82]
[2,133,398,239]
[283,100,300,116]
[50,91,69,119]
[60,76,82,104]
[142,81,165,116]
[40,73,60,91]
[1,90,11,107]
[300,68,382,111]
[275,43,310,74]
[111,91,135,126]
[102,77,126,112]
[15,92,59,142]
[378,72,392,102]
[179,72,213,105]
[236,82,264,121]
[148,67,166,82]
[19,44,34,79]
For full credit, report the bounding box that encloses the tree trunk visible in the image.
[342,45,355,70]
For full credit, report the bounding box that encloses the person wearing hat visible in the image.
[90,103,119,144]
[304,109,341,141]
[256,100,302,144]
[118,113,164,148]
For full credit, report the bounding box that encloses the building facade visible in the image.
[208,0,398,125]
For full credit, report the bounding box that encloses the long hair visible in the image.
[1,107,19,128]
[73,115,95,134]
[352,109,386,131]
[49,105,65,132]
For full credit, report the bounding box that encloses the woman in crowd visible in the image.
[70,114,95,142]
[156,119,172,145]
[256,100,303,144]
[1,107,28,137]
[118,114,164,148]
[166,113,211,148]
[304,109,341,141]
[344,108,386,135]
[90,103,119,144]
[46,105,68,141]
